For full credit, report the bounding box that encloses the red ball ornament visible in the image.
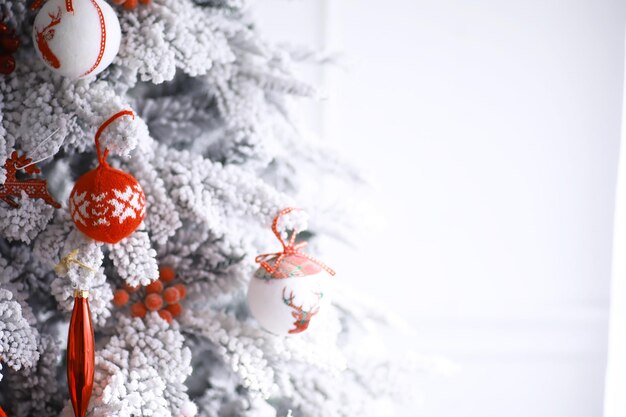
[0,35,20,54]
[69,110,146,244]
[0,54,15,75]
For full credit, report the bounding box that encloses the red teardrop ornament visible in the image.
[67,290,95,417]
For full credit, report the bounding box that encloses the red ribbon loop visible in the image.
[94,110,134,167]
[255,207,336,277]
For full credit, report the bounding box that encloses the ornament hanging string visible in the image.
[255,207,336,277]
[14,127,60,170]
[54,249,97,276]
[94,109,134,167]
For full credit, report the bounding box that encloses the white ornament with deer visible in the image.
[248,265,332,335]
[32,0,121,79]
[248,208,336,336]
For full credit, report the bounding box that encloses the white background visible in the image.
[255,1,626,416]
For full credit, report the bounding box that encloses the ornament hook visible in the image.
[13,127,60,170]
[94,110,135,166]
[54,249,97,275]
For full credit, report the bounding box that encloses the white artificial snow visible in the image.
[0,0,423,415]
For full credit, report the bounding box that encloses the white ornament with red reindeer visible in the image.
[247,208,336,336]
[32,0,121,79]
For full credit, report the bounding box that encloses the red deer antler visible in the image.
[0,151,60,209]
[35,7,62,68]
[282,287,322,334]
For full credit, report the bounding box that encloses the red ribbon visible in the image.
[94,110,135,167]
[30,0,74,12]
[255,207,336,277]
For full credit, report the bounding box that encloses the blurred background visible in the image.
[254,1,626,416]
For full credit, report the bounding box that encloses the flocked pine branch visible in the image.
[0,0,426,415]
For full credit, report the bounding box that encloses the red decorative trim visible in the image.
[30,0,45,11]
[80,0,106,77]
[66,0,74,12]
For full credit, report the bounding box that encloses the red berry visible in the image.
[144,293,163,311]
[131,302,147,318]
[0,54,15,75]
[113,289,130,306]
[159,266,176,282]
[123,0,138,9]
[0,36,20,54]
[173,283,187,299]
[0,23,8,35]
[158,309,173,323]
[167,303,183,317]
[163,287,180,305]
[146,279,164,294]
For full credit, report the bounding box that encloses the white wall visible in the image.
[254,1,626,416]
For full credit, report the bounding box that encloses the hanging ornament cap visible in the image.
[69,110,146,244]
[254,207,335,280]
[74,289,89,298]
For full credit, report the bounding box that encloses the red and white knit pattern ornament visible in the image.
[69,110,146,244]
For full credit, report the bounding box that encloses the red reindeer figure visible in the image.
[0,151,60,208]
[282,287,323,334]
[34,7,62,69]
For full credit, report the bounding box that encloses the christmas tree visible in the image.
[0,1,423,416]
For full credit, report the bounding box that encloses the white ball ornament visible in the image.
[32,0,121,79]
[248,208,336,336]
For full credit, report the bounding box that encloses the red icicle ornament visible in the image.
[67,289,95,417]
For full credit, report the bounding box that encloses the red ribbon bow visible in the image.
[255,207,336,277]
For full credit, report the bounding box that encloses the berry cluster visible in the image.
[0,20,19,75]
[113,266,187,324]
[111,0,151,10]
